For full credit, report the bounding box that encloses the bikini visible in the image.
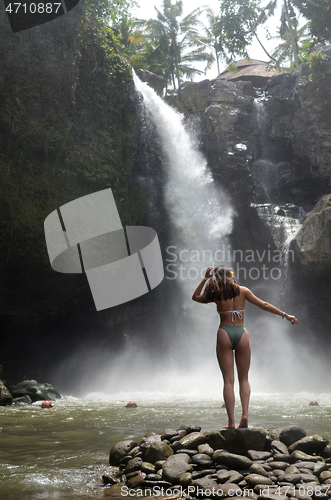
[219,309,247,350]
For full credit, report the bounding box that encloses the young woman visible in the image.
[192,265,298,429]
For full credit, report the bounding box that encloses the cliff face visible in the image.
[0,5,144,324]
[167,48,331,275]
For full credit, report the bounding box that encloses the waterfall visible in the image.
[133,73,234,368]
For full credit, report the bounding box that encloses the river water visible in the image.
[1,391,331,500]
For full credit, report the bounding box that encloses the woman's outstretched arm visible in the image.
[192,266,213,303]
[243,287,298,324]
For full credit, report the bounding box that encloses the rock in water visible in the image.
[0,380,13,406]
[109,440,137,466]
[8,380,61,402]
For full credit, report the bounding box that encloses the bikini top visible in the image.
[220,309,244,323]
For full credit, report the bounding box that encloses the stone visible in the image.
[290,450,323,462]
[126,472,146,488]
[176,449,197,457]
[217,469,237,483]
[229,472,245,483]
[294,461,316,470]
[102,466,121,485]
[140,462,155,474]
[313,462,329,476]
[144,441,174,464]
[12,395,32,405]
[198,443,214,456]
[320,471,331,483]
[0,380,13,405]
[300,473,318,483]
[206,427,266,455]
[214,451,253,469]
[285,465,300,474]
[139,433,162,448]
[191,453,214,467]
[109,440,137,466]
[277,473,302,484]
[162,453,192,484]
[271,440,289,455]
[179,472,192,487]
[125,457,142,474]
[288,435,329,455]
[245,474,273,487]
[248,450,272,461]
[8,379,61,402]
[191,476,222,497]
[177,425,201,433]
[161,429,178,440]
[250,463,269,477]
[268,462,289,470]
[178,432,207,450]
[279,426,306,447]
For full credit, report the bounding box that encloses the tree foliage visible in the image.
[291,0,331,44]
[134,0,213,89]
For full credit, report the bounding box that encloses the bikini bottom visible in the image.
[219,325,247,350]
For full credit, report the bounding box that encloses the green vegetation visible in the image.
[0,2,144,320]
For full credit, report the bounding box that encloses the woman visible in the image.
[192,265,297,429]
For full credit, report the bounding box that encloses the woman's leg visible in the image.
[216,328,236,428]
[235,330,251,428]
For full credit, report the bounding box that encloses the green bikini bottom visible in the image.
[220,325,247,350]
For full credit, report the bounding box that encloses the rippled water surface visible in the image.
[1,392,331,500]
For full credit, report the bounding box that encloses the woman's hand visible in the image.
[204,266,214,279]
[285,314,298,325]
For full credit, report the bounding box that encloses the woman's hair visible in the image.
[203,266,240,302]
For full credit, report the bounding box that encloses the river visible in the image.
[1,391,331,500]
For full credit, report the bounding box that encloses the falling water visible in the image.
[133,73,233,359]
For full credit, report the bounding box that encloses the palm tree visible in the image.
[141,0,213,89]
[271,18,311,69]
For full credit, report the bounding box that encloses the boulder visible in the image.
[206,427,266,454]
[109,440,137,466]
[279,425,306,447]
[292,194,331,272]
[288,435,329,455]
[162,453,192,484]
[0,380,13,405]
[144,441,174,464]
[8,379,61,402]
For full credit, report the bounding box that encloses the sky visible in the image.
[133,0,284,80]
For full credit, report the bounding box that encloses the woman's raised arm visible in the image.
[192,266,213,303]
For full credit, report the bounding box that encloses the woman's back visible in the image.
[214,286,247,325]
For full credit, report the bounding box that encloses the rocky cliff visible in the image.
[167,47,331,277]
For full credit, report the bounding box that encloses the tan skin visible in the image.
[192,266,298,429]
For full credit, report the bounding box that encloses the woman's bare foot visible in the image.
[238,415,248,428]
[224,421,235,429]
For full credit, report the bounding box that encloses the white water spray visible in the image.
[133,74,234,356]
